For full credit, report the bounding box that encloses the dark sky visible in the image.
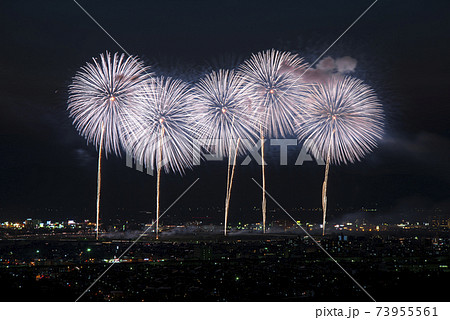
[1,0,449,223]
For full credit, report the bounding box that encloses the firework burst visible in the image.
[239,49,309,232]
[296,75,384,235]
[194,69,261,235]
[68,51,149,239]
[239,49,309,137]
[122,76,197,238]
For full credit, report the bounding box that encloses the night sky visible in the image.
[1,0,449,223]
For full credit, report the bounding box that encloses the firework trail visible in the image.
[68,52,149,239]
[321,134,332,236]
[95,123,105,240]
[122,76,197,239]
[260,125,266,233]
[224,137,241,235]
[296,75,384,235]
[194,69,260,236]
[239,49,309,233]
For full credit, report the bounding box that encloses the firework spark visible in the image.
[194,69,261,235]
[122,76,197,238]
[296,75,384,235]
[68,51,149,239]
[239,49,309,232]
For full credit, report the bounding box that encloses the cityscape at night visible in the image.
[1,208,449,301]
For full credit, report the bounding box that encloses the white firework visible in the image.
[239,49,308,233]
[239,49,309,137]
[193,69,261,157]
[296,75,384,235]
[193,69,261,235]
[296,75,384,165]
[68,51,150,156]
[122,76,197,239]
[68,51,150,240]
[122,76,198,174]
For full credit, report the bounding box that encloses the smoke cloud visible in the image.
[335,56,358,73]
[303,55,358,83]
